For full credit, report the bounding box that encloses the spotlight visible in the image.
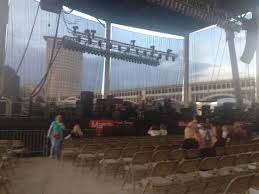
[88,38,92,44]
[72,26,79,33]
[84,29,91,37]
[76,35,81,42]
[157,54,162,60]
[98,40,102,47]
[109,43,113,49]
[130,40,136,48]
[91,30,96,38]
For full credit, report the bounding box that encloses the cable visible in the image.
[214,41,227,83]
[30,11,62,98]
[0,3,40,96]
[209,29,223,84]
[16,4,40,74]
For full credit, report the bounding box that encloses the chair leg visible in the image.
[142,183,149,194]
[122,170,130,189]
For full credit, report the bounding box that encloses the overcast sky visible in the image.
[5,0,256,92]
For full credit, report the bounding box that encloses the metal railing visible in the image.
[0,129,47,155]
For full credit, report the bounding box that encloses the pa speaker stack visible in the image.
[81,91,94,119]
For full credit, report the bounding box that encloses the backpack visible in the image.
[204,129,212,144]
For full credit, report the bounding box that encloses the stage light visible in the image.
[157,54,162,60]
[91,30,96,38]
[87,38,92,45]
[130,40,136,48]
[98,40,102,47]
[76,35,81,42]
[84,29,91,37]
[72,26,79,33]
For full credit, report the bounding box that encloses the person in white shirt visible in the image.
[147,124,160,136]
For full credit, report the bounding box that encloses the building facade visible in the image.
[44,36,83,103]
[95,78,255,104]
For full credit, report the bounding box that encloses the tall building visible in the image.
[44,36,83,103]
[0,66,20,97]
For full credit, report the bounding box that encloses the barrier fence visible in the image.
[0,129,48,155]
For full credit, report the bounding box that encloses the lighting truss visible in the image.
[62,29,178,67]
[147,0,243,32]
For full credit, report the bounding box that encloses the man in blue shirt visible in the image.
[48,115,66,159]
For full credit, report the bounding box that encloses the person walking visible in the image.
[48,115,66,160]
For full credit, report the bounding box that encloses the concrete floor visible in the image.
[10,158,134,194]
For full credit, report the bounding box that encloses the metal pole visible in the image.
[0,0,8,95]
[256,7,259,103]
[183,35,190,107]
[103,21,111,98]
[226,30,243,107]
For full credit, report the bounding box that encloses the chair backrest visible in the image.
[250,152,259,163]
[176,159,200,173]
[218,155,236,168]
[152,150,170,162]
[225,146,236,155]
[155,145,171,151]
[235,153,251,165]
[215,146,225,156]
[141,146,155,152]
[223,174,254,194]
[185,149,199,159]
[132,151,153,164]
[151,161,178,177]
[121,147,139,158]
[103,148,122,159]
[81,144,100,154]
[251,173,259,190]
[255,144,259,151]
[199,157,219,171]
[170,149,185,161]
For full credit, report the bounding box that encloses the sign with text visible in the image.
[89,120,114,129]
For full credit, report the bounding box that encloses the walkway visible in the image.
[11,158,133,194]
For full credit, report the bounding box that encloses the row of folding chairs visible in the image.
[139,161,259,194]
[216,143,259,156]
[121,150,259,191]
[0,140,24,194]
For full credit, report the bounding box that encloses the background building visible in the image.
[44,36,83,103]
[0,66,20,97]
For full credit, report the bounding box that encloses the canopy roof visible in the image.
[63,0,259,35]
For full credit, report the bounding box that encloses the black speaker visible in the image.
[240,18,257,64]
[40,0,63,14]
[181,108,193,120]
[202,105,211,118]
[81,91,94,118]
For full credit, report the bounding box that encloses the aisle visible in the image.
[11,158,133,194]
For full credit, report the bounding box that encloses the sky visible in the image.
[5,0,256,92]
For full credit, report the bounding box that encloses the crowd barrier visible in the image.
[0,129,48,155]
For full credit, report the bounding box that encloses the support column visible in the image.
[103,21,111,98]
[226,30,243,107]
[256,7,259,103]
[0,0,9,95]
[0,0,8,67]
[183,35,190,107]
